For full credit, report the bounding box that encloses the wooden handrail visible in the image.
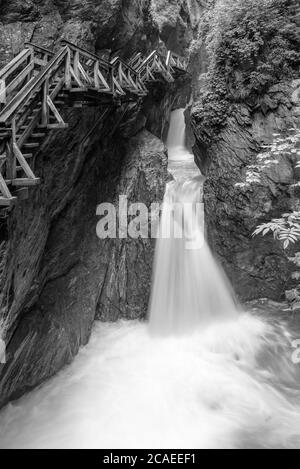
[110,56,139,76]
[0,47,68,123]
[24,43,54,57]
[136,51,158,73]
[0,40,188,209]
[0,49,32,81]
[60,39,111,71]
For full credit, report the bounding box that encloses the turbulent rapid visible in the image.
[149,109,239,335]
[0,109,300,449]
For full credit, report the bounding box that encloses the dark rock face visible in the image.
[97,130,168,322]
[0,116,168,406]
[0,0,195,406]
[192,80,300,301]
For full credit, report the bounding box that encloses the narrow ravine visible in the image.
[0,110,300,449]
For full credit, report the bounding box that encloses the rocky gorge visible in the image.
[0,0,299,409]
[0,0,202,407]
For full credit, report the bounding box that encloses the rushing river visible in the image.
[0,109,300,449]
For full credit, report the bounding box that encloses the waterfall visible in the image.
[1,110,300,450]
[149,109,239,335]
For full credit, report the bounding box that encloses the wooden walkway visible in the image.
[0,41,187,209]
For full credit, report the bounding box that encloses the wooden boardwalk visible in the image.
[0,41,187,209]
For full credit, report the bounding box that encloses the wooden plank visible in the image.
[6,62,34,97]
[65,49,72,89]
[0,47,68,123]
[42,77,49,125]
[17,108,41,148]
[69,87,89,93]
[0,196,17,206]
[15,95,39,132]
[112,77,126,96]
[0,79,6,104]
[78,62,92,85]
[94,61,100,89]
[97,69,111,91]
[60,40,110,71]
[50,76,65,101]
[24,42,54,58]
[0,171,13,198]
[166,51,171,70]
[45,123,69,129]
[69,66,84,87]
[0,49,31,80]
[6,138,16,180]
[12,178,40,187]
[74,50,80,79]
[22,142,39,149]
[47,96,66,125]
[13,143,36,179]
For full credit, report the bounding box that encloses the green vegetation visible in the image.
[192,0,300,142]
[252,130,300,310]
[150,0,183,31]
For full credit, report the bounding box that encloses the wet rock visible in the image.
[0,0,194,407]
[97,130,168,321]
[192,81,300,302]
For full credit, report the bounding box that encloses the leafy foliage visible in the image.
[250,128,300,309]
[192,0,300,141]
[234,128,300,189]
[253,212,300,249]
[254,212,300,309]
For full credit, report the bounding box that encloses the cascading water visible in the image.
[0,109,300,449]
[149,109,239,335]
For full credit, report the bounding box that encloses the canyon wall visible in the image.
[0,0,198,406]
[191,0,300,301]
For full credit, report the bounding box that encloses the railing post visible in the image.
[65,48,71,89]
[110,66,115,96]
[7,119,16,180]
[74,50,80,81]
[42,77,49,125]
[94,61,100,89]
[166,51,171,70]
[0,79,6,107]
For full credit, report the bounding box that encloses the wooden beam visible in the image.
[12,178,40,187]
[74,50,80,79]
[0,196,17,206]
[42,77,49,125]
[65,48,72,89]
[6,62,34,97]
[17,108,41,148]
[69,66,84,87]
[0,49,31,81]
[6,138,16,180]
[0,171,13,198]
[112,77,126,96]
[47,96,66,125]
[94,61,100,89]
[0,79,6,105]
[78,62,92,85]
[97,69,111,91]
[13,143,37,179]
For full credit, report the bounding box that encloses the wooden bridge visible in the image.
[0,41,187,210]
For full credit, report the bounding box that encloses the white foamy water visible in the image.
[167,109,195,162]
[0,109,300,449]
[149,111,238,335]
[0,318,300,449]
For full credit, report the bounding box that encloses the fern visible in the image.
[253,213,300,249]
